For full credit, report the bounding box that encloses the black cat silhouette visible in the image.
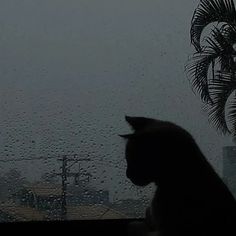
[120,116,236,236]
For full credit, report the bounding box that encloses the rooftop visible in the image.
[22,183,63,197]
[67,205,128,220]
[0,204,45,221]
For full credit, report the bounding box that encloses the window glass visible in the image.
[0,0,234,222]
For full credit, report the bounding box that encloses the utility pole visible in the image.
[61,155,67,220]
[57,154,91,221]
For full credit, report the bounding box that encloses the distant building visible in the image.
[2,182,125,222]
[0,203,45,222]
[222,146,236,198]
[13,183,64,220]
[68,185,109,205]
[11,182,112,220]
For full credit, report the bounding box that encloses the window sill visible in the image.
[0,218,144,235]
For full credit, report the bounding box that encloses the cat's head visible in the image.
[119,116,158,137]
[120,116,194,187]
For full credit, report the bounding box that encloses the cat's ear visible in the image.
[118,133,135,139]
[119,132,142,139]
[125,116,155,131]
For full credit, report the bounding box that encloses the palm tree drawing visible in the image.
[187,0,236,138]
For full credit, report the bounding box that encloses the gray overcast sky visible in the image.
[0,0,233,200]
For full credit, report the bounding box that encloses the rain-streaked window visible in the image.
[0,0,234,222]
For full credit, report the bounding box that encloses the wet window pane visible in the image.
[0,0,235,222]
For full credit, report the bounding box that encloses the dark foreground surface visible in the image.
[0,219,141,235]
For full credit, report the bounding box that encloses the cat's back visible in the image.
[150,188,236,236]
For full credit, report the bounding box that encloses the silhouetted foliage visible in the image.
[0,169,26,201]
[187,0,236,137]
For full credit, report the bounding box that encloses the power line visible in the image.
[0,156,56,162]
[55,155,91,220]
[0,154,84,163]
